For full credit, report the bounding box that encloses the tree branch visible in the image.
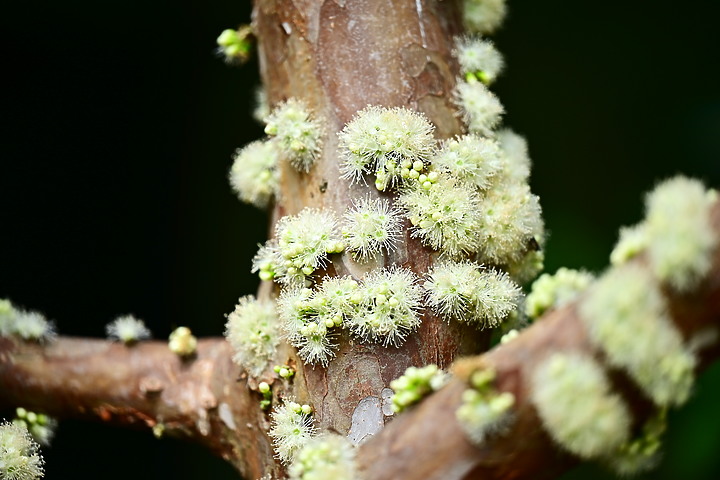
[0,337,276,478]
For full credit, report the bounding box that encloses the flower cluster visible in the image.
[253,208,344,287]
[345,267,423,347]
[278,278,357,366]
[645,177,717,291]
[0,301,56,343]
[580,265,696,407]
[453,80,504,137]
[288,434,357,480]
[525,268,594,319]
[530,352,631,459]
[454,36,504,84]
[341,197,402,261]
[105,315,152,344]
[225,295,280,377]
[431,134,502,190]
[390,364,449,413]
[338,105,435,190]
[477,181,544,266]
[424,261,521,328]
[265,98,324,172]
[610,177,717,292]
[0,421,44,480]
[229,140,279,208]
[399,177,482,258]
[269,400,317,464]
[456,368,515,445]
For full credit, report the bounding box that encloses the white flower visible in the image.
[341,197,402,260]
[399,177,483,258]
[0,421,45,480]
[346,267,423,347]
[105,315,151,344]
[432,134,502,190]
[265,98,323,172]
[454,36,504,84]
[338,105,435,190]
[224,296,279,377]
[454,80,504,136]
[229,140,279,208]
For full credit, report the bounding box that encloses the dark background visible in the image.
[1,0,719,478]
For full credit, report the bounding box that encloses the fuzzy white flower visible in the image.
[277,281,356,367]
[254,208,344,287]
[423,260,480,319]
[432,134,502,190]
[225,296,280,377]
[644,176,716,292]
[454,79,504,136]
[0,421,45,480]
[105,315,152,344]
[265,98,323,172]
[10,311,56,343]
[399,177,482,258]
[477,180,544,265]
[454,36,504,84]
[288,433,356,480]
[424,261,521,329]
[338,105,435,190]
[463,0,507,35]
[531,352,631,459]
[341,197,402,260]
[347,267,423,347]
[229,140,279,209]
[580,265,696,407]
[269,401,317,464]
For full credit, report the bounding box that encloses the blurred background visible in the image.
[1,0,718,478]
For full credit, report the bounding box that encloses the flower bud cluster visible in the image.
[390,364,449,413]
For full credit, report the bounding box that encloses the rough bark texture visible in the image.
[2,1,720,480]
